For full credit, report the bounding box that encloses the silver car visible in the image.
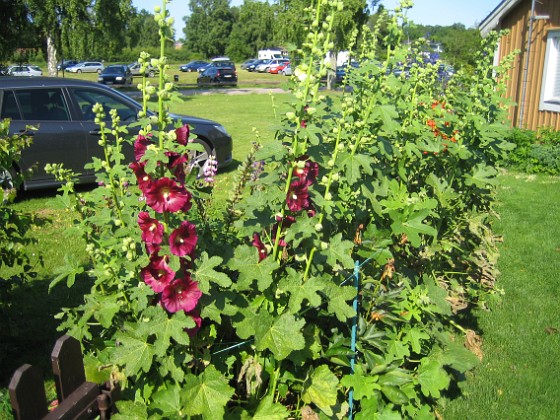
[66,61,105,74]
[8,65,43,77]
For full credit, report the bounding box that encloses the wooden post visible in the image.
[51,335,86,402]
[9,364,49,420]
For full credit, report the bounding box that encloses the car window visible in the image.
[70,88,138,122]
[0,91,22,120]
[14,88,70,121]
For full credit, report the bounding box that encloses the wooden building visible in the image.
[479,0,560,131]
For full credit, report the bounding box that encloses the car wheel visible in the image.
[188,141,213,178]
[97,69,102,74]
[77,69,82,74]
[148,70,155,77]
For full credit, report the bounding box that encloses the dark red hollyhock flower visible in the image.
[166,151,188,183]
[134,134,152,162]
[169,221,198,257]
[252,233,268,261]
[161,275,202,313]
[138,211,164,245]
[130,161,152,191]
[293,156,319,186]
[175,125,190,145]
[286,179,310,212]
[145,177,192,213]
[141,254,175,293]
[145,242,160,255]
[185,310,202,337]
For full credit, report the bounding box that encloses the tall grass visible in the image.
[442,172,560,419]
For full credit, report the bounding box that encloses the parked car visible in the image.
[8,65,43,77]
[200,58,236,73]
[98,65,133,85]
[0,77,233,190]
[255,60,272,73]
[128,62,157,77]
[57,60,79,71]
[240,59,258,70]
[197,67,238,87]
[66,61,105,74]
[179,60,208,72]
[246,59,266,72]
[268,60,290,74]
[281,63,293,76]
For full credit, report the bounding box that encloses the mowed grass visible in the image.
[442,172,560,419]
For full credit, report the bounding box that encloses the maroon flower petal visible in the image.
[141,255,175,293]
[161,276,202,313]
[138,211,164,246]
[175,125,190,145]
[169,221,198,257]
[286,179,310,212]
[145,177,191,213]
[252,233,268,262]
[185,310,202,337]
[134,134,152,162]
[130,161,152,191]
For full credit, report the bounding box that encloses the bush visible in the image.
[502,127,560,174]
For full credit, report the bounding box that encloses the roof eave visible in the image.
[479,0,524,37]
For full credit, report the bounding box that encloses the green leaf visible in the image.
[151,383,185,417]
[416,357,450,398]
[302,365,339,416]
[441,339,479,372]
[184,365,235,419]
[380,385,409,405]
[193,252,232,293]
[112,401,148,419]
[404,328,430,354]
[113,330,155,376]
[390,208,437,247]
[49,254,84,292]
[252,395,290,419]
[339,152,375,185]
[340,365,379,400]
[465,163,498,188]
[230,245,279,292]
[323,282,357,322]
[372,104,400,133]
[96,296,120,329]
[254,311,305,360]
[139,306,194,357]
[324,233,355,269]
[278,268,323,312]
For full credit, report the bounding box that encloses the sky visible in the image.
[132,0,502,38]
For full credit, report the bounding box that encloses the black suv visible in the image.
[197,67,238,87]
[0,77,233,190]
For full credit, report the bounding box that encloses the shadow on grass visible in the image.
[0,271,93,390]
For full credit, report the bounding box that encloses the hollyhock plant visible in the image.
[145,177,192,213]
[138,211,164,246]
[293,155,319,186]
[169,221,198,257]
[185,310,202,337]
[141,254,175,293]
[161,276,202,313]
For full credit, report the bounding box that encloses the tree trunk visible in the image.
[46,34,58,77]
[326,51,337,90]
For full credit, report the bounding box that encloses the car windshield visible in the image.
[104,66,125,73]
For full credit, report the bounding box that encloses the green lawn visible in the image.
[442,172,560,419]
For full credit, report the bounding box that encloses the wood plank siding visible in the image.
[493,0,560,131]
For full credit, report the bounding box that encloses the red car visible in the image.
[268,60,290,74]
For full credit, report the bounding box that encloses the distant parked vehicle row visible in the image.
[180,60,209,72]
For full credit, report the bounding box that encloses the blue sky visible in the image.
[132,0,501,37]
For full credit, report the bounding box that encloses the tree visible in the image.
[127,9,161,50]
[226,0,276,60]
[91,0,135,60]
[183,0,235,58]
[0,0,34,62]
